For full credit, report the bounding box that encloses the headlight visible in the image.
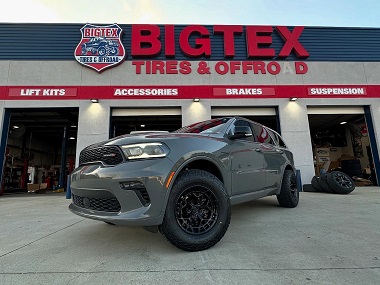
[121,143,170,160]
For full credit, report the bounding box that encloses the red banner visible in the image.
[213,87,275,96]
[8,87,77,97]
[307,87,367,96]
[0,85,376,100]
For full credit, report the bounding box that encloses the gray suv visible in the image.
[69,117,299,251]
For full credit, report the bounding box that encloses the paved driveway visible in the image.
[0,187,379,285]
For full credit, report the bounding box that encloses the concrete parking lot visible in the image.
[0,186,379,285]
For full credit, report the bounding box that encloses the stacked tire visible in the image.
[307,171,356,194]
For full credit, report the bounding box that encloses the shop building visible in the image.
[0,23,379,194]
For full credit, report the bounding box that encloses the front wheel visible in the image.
[277,170,299,208]
[159,169,231,251]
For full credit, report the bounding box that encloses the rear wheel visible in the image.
[277,170,299,208]
[109,47,118,55]
[160,169,231,252]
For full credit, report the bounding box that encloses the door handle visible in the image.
[255,148,262,152]
[276,149,284,154]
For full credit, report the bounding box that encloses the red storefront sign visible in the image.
[307,87,367,95]
[130,60,308,75]
[74,23,126,73]
[114,88,179,96]
[213,87,275,96]
[74,23,311,72]
[1,85,377,100]
[130,25,309,58]
[8,88,77,97]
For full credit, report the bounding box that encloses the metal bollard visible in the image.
[66,174,71,199]
[296,169,302,192]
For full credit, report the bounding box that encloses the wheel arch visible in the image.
[159,168,231,251]
[173,156,226,185]
[157,156,228,226]
[285,164,296,172]
[276,164,297,194]
[164,155,229,200]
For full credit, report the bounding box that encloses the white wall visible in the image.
[76,100,111,166]
[181,100,211,126]
[2,60,375,86]
[278,100,315,184]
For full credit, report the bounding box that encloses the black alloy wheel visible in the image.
[327,171,355,194]
[175,186,218,235]
[277,170,299,208]
[160,169,231,252]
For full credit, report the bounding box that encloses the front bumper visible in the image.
[69,157,175,226]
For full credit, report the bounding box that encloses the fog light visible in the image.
[120,181,150,206]
[120,181,144,190]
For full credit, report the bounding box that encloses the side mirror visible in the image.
[229,131,252,140]
[229,126,253,140]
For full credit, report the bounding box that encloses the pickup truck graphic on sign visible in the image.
[81,37,120,56]
[74,23,126,72]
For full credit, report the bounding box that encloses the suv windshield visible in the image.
[173,117,231,134]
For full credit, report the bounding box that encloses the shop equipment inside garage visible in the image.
[1,108,78,195]
[309,113,377,186]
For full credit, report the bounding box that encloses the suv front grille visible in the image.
[79,146,124,165]
[72,194,121,212]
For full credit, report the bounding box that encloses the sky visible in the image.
[1,0,380,28]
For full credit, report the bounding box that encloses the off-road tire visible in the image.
[318,173,335,193]
[303,183,319,192]
[277,170,299,208]
[159,169,231,252]
[327,171,355,194]
[311,176,324,192]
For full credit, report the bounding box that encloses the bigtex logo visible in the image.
[127,25,309,58]
[74,23,126,72]
[75,23,309,73]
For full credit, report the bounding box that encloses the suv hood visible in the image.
[83,132,221,149]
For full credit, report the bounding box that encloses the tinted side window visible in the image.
[267,131,286,147]
[266,129,276,145]
[276,133,287,147]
